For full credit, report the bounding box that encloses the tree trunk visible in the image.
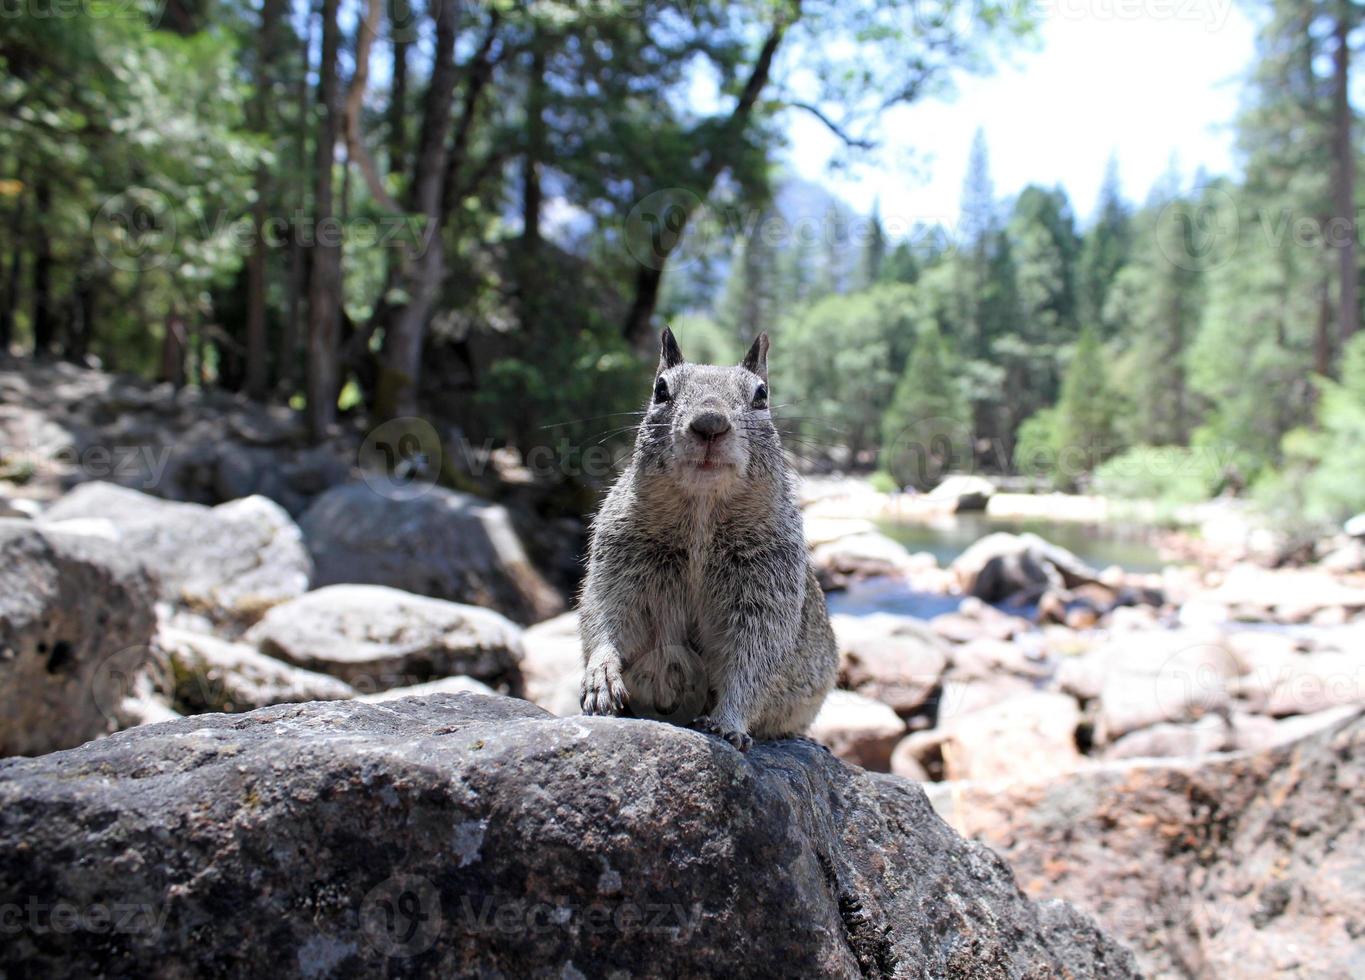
[245,0,284,400]
[0,188,25,353]
[375,0,462,421]
[305,0,343,439]
[387,0,411,178]
[161,309,187,387]
[31,180,54,357]
[620,19,788,349]
[279,12,313,399]
[1332,3,1358,348]
[522,39,546,260]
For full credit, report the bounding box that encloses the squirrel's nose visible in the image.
[689,411,731,440]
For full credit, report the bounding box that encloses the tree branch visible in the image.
[344,0,402,214]
[781,100,875,150]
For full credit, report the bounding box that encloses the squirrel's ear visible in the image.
[659,326,685,372]
[741,332,769,381]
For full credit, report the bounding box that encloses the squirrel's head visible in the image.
[635,327,780,494]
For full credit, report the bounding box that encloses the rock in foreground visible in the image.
[298,483,564,624]
[0,696,1137,978]
[39,481,311,628]
[0,520,160,756]
[931,709,1365,979]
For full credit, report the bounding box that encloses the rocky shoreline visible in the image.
[4,360,1365,977]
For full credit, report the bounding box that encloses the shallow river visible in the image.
[827,514,1165,620]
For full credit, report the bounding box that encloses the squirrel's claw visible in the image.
[690,715,752,753]
[581,661,628,716]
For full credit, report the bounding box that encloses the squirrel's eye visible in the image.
[653,377,671,403]
[751,384,768,409]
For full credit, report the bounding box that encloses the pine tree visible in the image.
[880,324,970,489]
[1053,325,1120,480]
[861,199,887,289]
[1076,155,1133,335]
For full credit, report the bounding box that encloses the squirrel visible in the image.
[578,327,837,751]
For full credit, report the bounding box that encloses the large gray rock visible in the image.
[298,483,564,624]
[519,610,584,716]
[157,627,356,713]
[0,520,162,756]
[808,689,907,771]
[39,482,311,628]
[831,613,948,716]
[950,532,1099,604]
[0,696,1137,978]
[931,709,1365,980]
[245,584,525,696]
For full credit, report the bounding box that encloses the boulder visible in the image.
[39,482,311,628]
[519,610,584,716]
[1089,630,1239,744]
[297,483,564,624]
[930,596,1033,644]
[357,676,497,702]
[948,636,1050,681]
[246,585,526,696]
[809,528,916,590]
[0,520,163,756]
[0,696,1137,978]
[831,613,948,716]
[1104,715,1235,760]
[950,532,1099,605]
[929,710,1365,980]
[897,691,1082,784]
[926,474,995,512]
[809,690,907,771]
[1232,648,1365,717]
[157,627,355,714]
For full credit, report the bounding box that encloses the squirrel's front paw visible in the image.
[581,660,628,716]
[690,715,752,753]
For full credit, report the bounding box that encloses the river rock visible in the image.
[357,676,497,702]
[1091,630,1239,743]
[898,691,1082,784]
[0,520,162,756]
[39,482,311,628]
[831,613,948,715]
[245,584,525,695]
[930,710,1365,979]
[809,689,906,771]
[808,521,917,592]
[298,483,563,624]
[1104,715,1235,760]
[519,611,583,716]
[157,627,355,713]
[950,532,1100,604]
[0,696,1137,978]
[926,474,995,512]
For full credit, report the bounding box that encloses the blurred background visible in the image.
[2,2,1365,975]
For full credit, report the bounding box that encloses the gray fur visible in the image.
[578,328,837,750]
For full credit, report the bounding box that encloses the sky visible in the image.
[783,1,1260,231]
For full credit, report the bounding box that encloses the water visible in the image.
[874,514,1166,573]
[827,514,1166,620]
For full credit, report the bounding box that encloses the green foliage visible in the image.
[668,314,743,365]
[1012,407,1062,487]
[1091,446,1224,506]
[782,283,918,459]
[880,323,970,490]
[1256,335,1365,529]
